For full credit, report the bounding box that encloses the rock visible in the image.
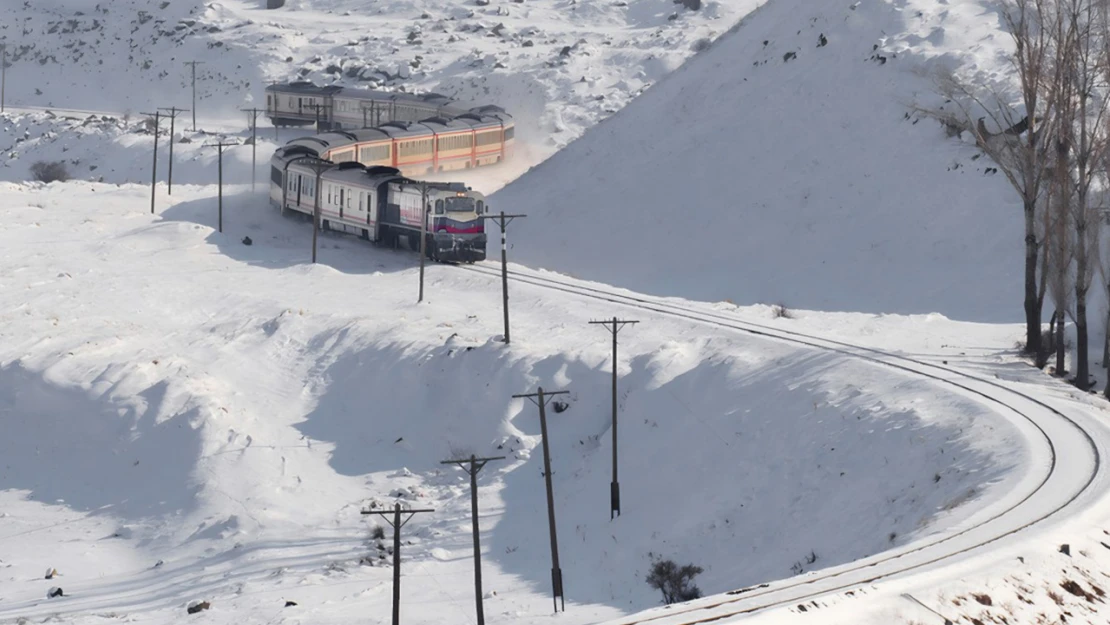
[187,600,211,614]
[242,236,253,246]
[47,587,63,599]
[674,0,701,8]
[267,0,285,7]
[45,567,58,579]
[285,600,298,607]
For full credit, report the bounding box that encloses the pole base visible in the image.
[610,481,621,519]
[551,567,564,612]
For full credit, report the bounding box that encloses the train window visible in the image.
[477,200,485,213]
[271,166,283,186]
[347,189,353,210]
[504,126,515,141]
[435,200,444,215]
[360,192,365,211]
[339,187,344,207]
[327,185,332,204]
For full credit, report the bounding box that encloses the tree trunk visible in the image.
[1024,200,1042,358]
[1056,310,1067,375]
[1076,299,1089,390]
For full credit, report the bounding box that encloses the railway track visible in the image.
[459,261,1107,622]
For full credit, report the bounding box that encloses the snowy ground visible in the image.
[3,0,1110,624]
[0,180,1095,625]
[0,0,754,183]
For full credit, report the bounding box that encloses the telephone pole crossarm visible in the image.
[589,318,640,520]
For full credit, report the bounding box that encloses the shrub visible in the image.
[30,161,70,183]
[371,526,385,540]
[646,558,703,605]
[771,303,793,319]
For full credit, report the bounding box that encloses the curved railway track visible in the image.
[459,261,1107,623]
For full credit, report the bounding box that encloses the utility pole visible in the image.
[589,317,640,519]
[140,110,162,214]
[241,107,263,192]
[482,212,527,344]
[1,43,7,114]
[158,106,187,195]
[310,102,331,133]
[512,387,570,613]
[301,158,334,264]
[361,503,434,625]
[418,182,429,303]
[204,139,238,233]
[440,455,505,625]
[184,61,204,131]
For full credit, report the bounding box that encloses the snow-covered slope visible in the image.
[0,181,1029,624]
[494,0,1024,322]
[0,0,754,174]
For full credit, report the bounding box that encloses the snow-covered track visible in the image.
[459,262,1106,622]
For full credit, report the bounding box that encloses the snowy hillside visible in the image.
[0,181,1034,625]
[0,0,754,172]
[494,0,1026,322]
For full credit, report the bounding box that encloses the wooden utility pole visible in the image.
[241,107,263,191]
[301,158,334,264]
[418,182,429,303]
[589,317,640,519]
[140,110,162,214]
[310,102,331,133]
[512,387,570,612]
[1,43,7,114]
[158,107,187,195]
[204,140,238,233]
[184,61,204,131]
[440,455,505,625]
[361,503,434,625]
[482,212,527,344]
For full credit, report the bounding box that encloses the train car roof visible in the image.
[320,163,407,188]
[267,82,345,95]
[349,128,392,142]
[375,121,435,139]
[418,117,474,133]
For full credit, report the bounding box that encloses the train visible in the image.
[269,147,489,263]
[265,82,514,177]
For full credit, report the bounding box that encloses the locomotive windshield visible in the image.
[444,196,476,212]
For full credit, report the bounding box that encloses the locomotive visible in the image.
[269,147,488,263]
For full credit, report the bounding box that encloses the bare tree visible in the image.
[1056,0,1110,390]
[931,0,1060,360]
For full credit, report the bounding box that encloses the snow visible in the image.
[2,0,1110,624]
[493,0,1027,322]
[0,181,1065,625]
